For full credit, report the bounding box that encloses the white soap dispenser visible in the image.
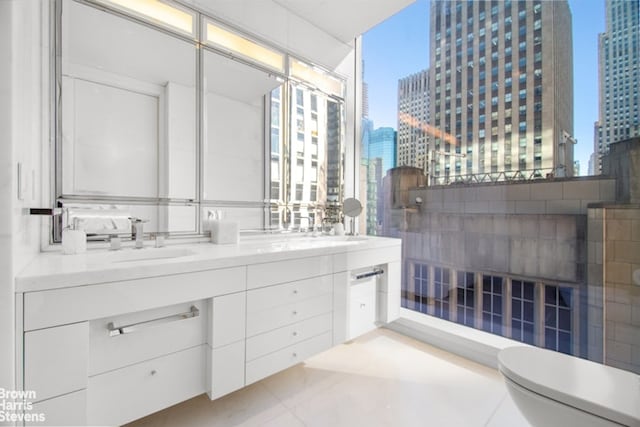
[62,216,87,255]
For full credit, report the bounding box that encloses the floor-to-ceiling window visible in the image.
[362,0,640,375]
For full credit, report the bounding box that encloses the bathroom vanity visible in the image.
[15,235,401,426]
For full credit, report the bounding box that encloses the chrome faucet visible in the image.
[129,217,148,249]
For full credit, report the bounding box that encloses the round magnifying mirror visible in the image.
[343,198,363,217]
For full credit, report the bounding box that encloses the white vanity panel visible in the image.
[247,255,333,289]
[334,245,401,272]
[24,322,89,402]
[24,266,246,331]
[332,271,349,345]
[381,260,401,323]
[209,292,246,349]
[208,341,245,400]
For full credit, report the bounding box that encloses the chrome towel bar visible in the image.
[353,268,384,281]
[107,305,200,337]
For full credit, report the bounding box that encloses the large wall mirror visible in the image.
[53,0,346,241]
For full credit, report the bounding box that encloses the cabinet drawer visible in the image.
[247,275,333,313]
[247,256,333,289]
[89,300,207,375]
[349,277,378,340]
[246,293,332,337]
[32,389,86,426]
[246,313,332,361]
[246,331,332,385]
[87,345,205,427]
[24,322,89,402]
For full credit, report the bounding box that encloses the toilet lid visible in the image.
[498,346,640,426]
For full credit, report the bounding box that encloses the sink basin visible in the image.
[109,248,195,263]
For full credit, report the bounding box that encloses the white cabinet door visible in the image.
[24,322,89,402]
[348,277,377,340]
[209,292,246,349]
[207,292,246,400]
[380,261,401,323]
[332,271,349,345]
[31,389,87,426]
[208,341,245,400]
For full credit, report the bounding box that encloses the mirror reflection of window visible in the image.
[60,0,197,200]
[201,49,280,204]
[269,81,345,230]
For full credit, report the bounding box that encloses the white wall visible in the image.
[0,0,16,394]
[0,0,48,392]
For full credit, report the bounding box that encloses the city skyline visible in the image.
[363,0,604,175]
[592,0,639,174]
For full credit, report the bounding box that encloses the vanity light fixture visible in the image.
[92,0,195,35]
[204,21,285,73]
[289,58,344,98]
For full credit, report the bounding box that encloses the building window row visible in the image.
[403,262,577,355]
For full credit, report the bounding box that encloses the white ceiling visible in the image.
[184,0,415,70]
[272,0,416,43]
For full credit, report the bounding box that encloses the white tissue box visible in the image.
[210,220,239,244]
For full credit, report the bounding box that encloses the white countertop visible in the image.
[16,235,401,293]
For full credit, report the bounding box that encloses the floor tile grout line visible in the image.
[483,392,509,427]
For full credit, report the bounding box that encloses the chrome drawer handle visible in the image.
[353,268,384,281]
[107,305,200,337]
[292,331,298,337]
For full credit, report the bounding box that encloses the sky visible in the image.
[362,0,605,175]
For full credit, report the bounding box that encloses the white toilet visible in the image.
[498,346,640,427]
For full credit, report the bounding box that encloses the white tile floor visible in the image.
[126,328,530,427]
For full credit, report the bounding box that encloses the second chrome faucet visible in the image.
[129,217,148,249]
